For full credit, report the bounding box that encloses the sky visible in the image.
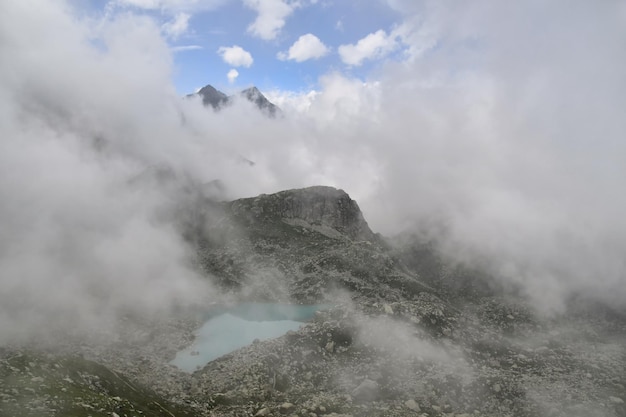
[72,0,411,94]
[1,0,626,339]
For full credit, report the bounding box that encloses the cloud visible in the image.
[2,0,626,349]
[277,33,329,62]
[265,88,319,113]
[227,68,239,83]
[0,1,226,340]
[251,1,626,313]
[338,29,398,66]
[217,45,254,67]
[243,0,298,40]
[113,0,229,12]
[161,12,190,39]
[383,0,423,15]
[171,44,202,52]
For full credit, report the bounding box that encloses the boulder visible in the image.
[351,379,380,403]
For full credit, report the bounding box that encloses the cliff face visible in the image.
[228,186,376,243]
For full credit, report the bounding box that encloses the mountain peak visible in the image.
[229,186,377,242]
[239,86,279,117]
[189,84,280,117]
[242,86,261,94]
[193,84,228,109]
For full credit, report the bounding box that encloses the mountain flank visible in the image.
[3,185,626,417]
[197,186,431,303]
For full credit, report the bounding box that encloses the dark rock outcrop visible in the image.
[229,186,376,243]
[193,84,228,109]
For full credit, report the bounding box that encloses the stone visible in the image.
[351,379,380,403]
[255,407,271,416]
[404,399,420,411]
[279,402,295,413]
[609,396,624,404]
[212,393,235,406]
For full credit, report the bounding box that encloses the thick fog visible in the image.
[1,1,625,340]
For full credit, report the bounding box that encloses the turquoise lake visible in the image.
[170,303,325,372]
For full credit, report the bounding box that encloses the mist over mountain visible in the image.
[4,184,625,417]
[1,1,626,416]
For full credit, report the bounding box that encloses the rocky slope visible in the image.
[2,186,625,417]
[195,186,433,303]
[0,347,196,417]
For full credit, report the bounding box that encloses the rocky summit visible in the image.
[2,186,626,417]
[189,84,281,117]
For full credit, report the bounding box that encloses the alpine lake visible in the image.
[171,303,327,372]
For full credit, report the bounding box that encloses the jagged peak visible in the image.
[197,84,224,95]
[192,84,228,109]
[188,83,281,117]
[238,86,280,117]
[241,86,261,94]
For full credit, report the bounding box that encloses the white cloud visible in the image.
[277,33,329,62]
[338,29,398,66]
[217,45,253,67]
[0,1,217,340]
[243,0,298,40]
[227,68,239,83]
[265,88,319,113]
[114,0,228,12]
[384,0,422,14]
[389,19,437,62]
[161,12,190,39]
[114,0,160,8]
[171,44,202,52]
[3,0,626,343]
